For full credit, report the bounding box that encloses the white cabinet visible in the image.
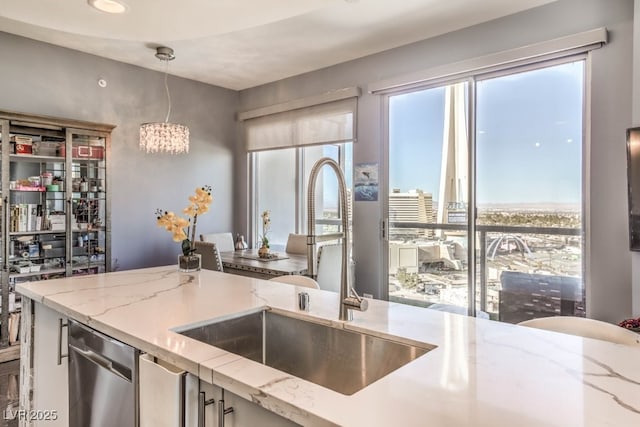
[139,354,299,427]
[199,380,299,427]
[32,301,68,426]
[139,353,200,427]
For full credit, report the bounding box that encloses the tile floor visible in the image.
[0,360,18,427]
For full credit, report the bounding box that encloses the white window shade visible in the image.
[245,97,357,152]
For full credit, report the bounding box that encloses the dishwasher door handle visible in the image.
[68,343,131,382]
[57,318,68,365]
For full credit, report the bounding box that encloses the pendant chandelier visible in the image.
[139,46,190,154]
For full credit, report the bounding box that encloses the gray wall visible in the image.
[238,0,634,322]
[0,32,239,270]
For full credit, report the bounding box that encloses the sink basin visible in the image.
[177,309,434,395]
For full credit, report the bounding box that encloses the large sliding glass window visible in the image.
[387,59,585,323]
[388,82,470,309]
[476,61,584,322]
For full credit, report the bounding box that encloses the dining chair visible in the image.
[518,316,640,346]
[316,243,343,293]
[285,233,307,255]
[427,303,490,319]
[199,232,235,253]
[193,241,224,272]
[268,275,320,289]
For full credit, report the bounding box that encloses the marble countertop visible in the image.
[17,267,640,426]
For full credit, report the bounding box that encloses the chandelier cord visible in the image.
[163,59,171,123]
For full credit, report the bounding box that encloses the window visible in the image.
[254,148,296,246]
[386,59,585,323]
[242,92,357,250]
[476,61,584,322]
[252,143,352,248]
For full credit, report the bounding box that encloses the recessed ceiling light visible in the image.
[88,0,128,14]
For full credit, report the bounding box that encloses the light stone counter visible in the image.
[17,266,640,426]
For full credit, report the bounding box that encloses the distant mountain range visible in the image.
[477,202,580,212]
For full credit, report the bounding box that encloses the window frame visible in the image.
[249,142,352,249]
[381,53,590,317]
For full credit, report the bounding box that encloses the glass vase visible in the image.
[178,253,201,272]
[258,244,270,258]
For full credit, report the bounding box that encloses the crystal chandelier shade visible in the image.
[139,122,189,154]
[139,46,190,154]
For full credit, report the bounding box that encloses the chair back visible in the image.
[285,233,307,255]
[193,241,224,272]
[427,303,490,319]
[200,232,234,252]
[518,316,640,346]
[269,275,319,289]
[316,244,343,293]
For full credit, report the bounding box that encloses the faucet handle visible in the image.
[343,286,368,312]
[349,286,363,301]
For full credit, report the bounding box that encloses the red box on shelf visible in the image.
[58,145,104,159]
[11,135,33,155]
[15,143,33,155]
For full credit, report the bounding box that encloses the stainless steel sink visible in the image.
[177,309,434,395]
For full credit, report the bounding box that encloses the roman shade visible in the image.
[240,87,359,152]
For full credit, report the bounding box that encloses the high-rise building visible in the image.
[389,189,433,237]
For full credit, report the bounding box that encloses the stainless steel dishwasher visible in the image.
[68,319,139,427]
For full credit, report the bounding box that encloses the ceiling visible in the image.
[0,0,557,90]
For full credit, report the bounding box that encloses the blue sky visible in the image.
[389,60,584,206]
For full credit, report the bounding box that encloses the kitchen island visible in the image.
[17,266,640,426]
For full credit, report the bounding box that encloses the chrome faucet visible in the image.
[307,157,368,321]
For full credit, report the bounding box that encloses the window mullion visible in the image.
[467,77,477,318]
[296,148,304,234]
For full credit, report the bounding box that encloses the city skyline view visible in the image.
[386,59,586,321]
[389,60,584,206]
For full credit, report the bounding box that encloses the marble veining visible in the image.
[482,328,640,416]
[75,272,196,318]
[582,378,639,415]
[17,266,640,427]
[582,355,640,386]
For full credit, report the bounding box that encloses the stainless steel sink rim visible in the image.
[176,308,435,395]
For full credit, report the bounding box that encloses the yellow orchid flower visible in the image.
[172,229,187,242]
[183,205,197,217]
[155,185,213,256]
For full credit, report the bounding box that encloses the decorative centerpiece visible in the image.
[155,185,213,272]
[258,210,271,258]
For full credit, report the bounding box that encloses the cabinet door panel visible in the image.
[223,389,300,427]
[68,130,108,276]
[199,381,217,427]
[198,380,299,427]
[33,302,68,426]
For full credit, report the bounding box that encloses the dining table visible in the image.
[219,248,308,279]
